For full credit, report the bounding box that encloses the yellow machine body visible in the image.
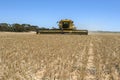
[36,19,88,35]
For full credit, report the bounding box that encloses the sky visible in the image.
[0,0,120,31]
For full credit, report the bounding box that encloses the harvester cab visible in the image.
[59,19,75,30]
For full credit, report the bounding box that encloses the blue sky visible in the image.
[0,0,120,31]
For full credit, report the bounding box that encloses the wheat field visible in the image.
[0,32,120,80]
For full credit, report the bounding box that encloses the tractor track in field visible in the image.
[84,42,96,80]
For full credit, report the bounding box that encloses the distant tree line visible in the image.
[0,23,40,32]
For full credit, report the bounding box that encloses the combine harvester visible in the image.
[36,19,88,35]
